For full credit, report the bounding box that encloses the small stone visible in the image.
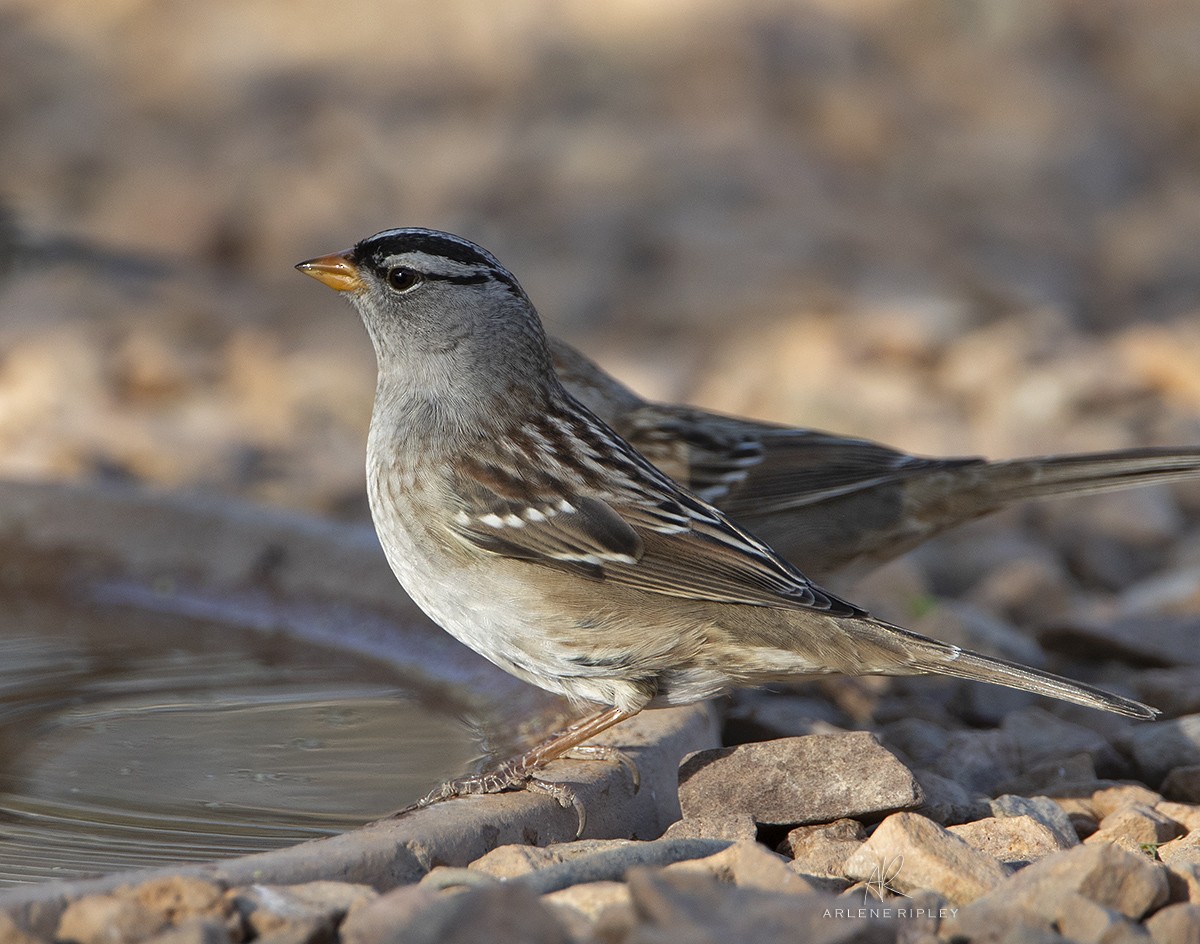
[1158,832,1200,868]
[778,819,866,878]
[878,718,950,769]
[1146,903,1200,944]
[1163,767,1200,804]
[1053,893,1149,944]
[1085,803,1182,855]
[1166,862,1200,904]
[911,768,989,825]
[341,882,566,944]
[677,732,921,826]
[665,839,820,895]
[230,882,376,937]
[1157,801,1200,833]
[0,913,46,944]
[1001,708,1121,772]
[1130,715,1200,784]
[843,812,1010,905]
[140,920,232,944]
[543,881,631,924]
[622,867,892,942]
[927,728,1021,796]
[972,843,1169,921]
[131,879,228,925]
[662,812,758,842]
[990,794,1079,848]
[467,844,564,879]
[949,814,1073,866]
[339,887,440,944]
[723,690,851,743]
[1041,614,1200,668]
[997,752,1099,796]
[1094,785,1166,818]
[57,895,167,944]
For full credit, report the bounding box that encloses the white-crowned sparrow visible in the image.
[297,228,1156,817]
[551,337,1200,583]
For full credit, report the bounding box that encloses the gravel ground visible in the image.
[3,1,1200,941]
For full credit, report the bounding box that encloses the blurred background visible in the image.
[3,0,1200,525]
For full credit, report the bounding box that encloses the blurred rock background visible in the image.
[2,0,1200,544]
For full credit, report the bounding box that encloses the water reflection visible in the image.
[0,592,482,884]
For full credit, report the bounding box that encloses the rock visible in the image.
[1094,785,1166,818]
[972,843,1169,921]
[1085,803,1183,854]
[1052,893,1150,944]
[1136,668,1200,718]
[1146,903,1200,944]
[997,752,1099,796]
[1000,708,1121,772]
[339,882,567,944]
[927,728,1020,796]
[1166,863,1200,905]
[1158,832,1200,868]
[229,882,376,937]
[911,768,989,825]
[662,812,759,842]
[990,794,1080,848]
[131,880,228,927]
[949,814,1073,866]
[621,867,893,943]
[0,913,46,944]
[1040,615,1200,667]
[779,819,866,877]
[1157,801,1200,833]
[57,895,167,944]
[843,812,1011,905]
[1163,767,1200,804]
[877,718,949,769]
[140,920,232,944]
[677,733,922,826]
[1131,715,1200,784]
[339,887,440,944]
[543,881,631,928]
[665,839,820,895]
[723,690,851,743]
[467,844,565,879]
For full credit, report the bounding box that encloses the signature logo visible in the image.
[863,855,908,904]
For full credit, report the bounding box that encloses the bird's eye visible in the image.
[386,267,423,293]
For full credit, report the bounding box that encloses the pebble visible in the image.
[843,812,1011,905]
[677,732,922,826]
[948,814,1074,866]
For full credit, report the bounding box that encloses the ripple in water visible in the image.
[0,592,483,885]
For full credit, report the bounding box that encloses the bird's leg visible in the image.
[400,705,638,834]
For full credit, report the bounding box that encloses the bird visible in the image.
[551,337,1200,583]
[297,227,1157,820]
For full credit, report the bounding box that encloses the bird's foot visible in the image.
[396,706,640,837]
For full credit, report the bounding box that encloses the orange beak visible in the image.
[295,250,364,293]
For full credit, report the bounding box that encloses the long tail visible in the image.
[972,447,1200,506]
[876,621,1158,720]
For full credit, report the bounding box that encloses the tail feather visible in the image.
[981,447,1200,505]
[883,623,1159,720]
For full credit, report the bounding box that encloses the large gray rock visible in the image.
[678,733,921,826]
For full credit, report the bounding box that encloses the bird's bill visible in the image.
[295,251,363,293]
